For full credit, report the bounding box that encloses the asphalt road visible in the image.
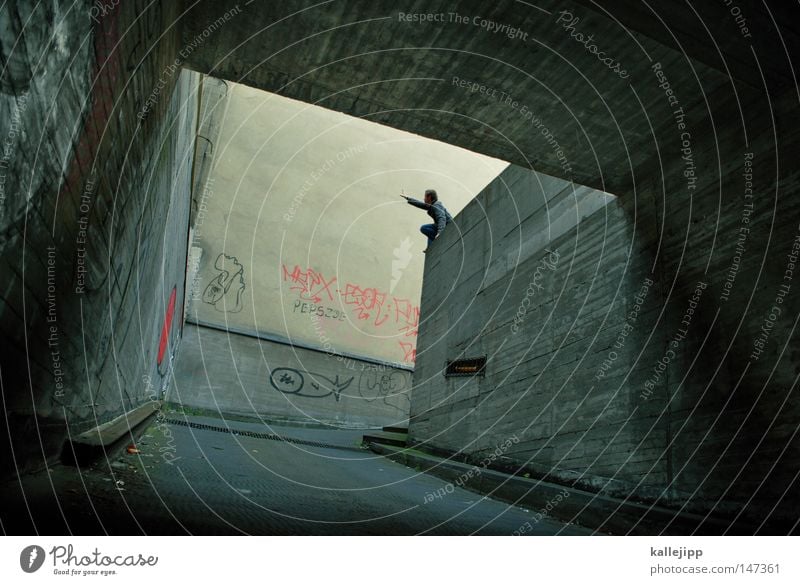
[0,414,591,535]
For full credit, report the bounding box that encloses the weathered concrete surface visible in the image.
[184,80,505,367]
[409,83,800,530]
[180,0,798,195]
[169,323,412,428]
[0,1,200,476]
[571,0,797,91]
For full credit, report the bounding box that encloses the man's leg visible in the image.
[420,224,436,248]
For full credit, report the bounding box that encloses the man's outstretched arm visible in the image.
[402,195,431,210]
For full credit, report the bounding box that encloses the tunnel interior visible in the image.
[1,0,798,535]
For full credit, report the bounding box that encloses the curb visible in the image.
[369,442,746,535]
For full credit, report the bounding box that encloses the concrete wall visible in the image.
[0,1,202,474]
[184,81,506,367]
[170,323,411,428]
[410,81,800,527]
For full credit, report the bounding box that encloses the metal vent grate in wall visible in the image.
[163,418,363,452]
[444,356,487,377]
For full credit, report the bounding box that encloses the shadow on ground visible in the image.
[0,413,591,535]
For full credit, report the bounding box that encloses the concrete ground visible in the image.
[0,412,590,535]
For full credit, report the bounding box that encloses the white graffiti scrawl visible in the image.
[202,253,246,313]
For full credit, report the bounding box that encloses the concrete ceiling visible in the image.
[180,0,796,196]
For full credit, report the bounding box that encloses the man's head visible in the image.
[424,189,438,204]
